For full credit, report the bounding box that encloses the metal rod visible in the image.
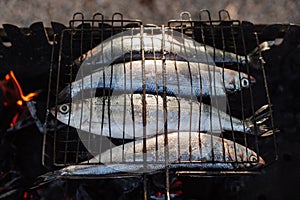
[229,21,241,164]
[42,33,57,167]
[143,174,147,200]
[161,25,171,200]
[240,21,254,160]
[254,32,278,160]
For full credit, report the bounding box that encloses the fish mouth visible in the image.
[249,75,256,84]
[256,156,266,168]
[233,154,265,169]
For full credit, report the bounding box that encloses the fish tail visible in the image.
[245,104,273,137]
[247,41,275,70]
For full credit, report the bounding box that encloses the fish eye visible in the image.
[59,104,70,114]
[249,154,258,165]
[241,77,249,88]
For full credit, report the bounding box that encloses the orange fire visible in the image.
[9,71,38,102]
[0,70,38,107]
[0,70,39,127]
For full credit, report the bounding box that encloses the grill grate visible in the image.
[43,11,277,177]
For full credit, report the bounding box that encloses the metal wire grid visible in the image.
[43,13,144,167]
[42,11,277,174]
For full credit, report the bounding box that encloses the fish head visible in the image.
[50,98,113,135]
[223,69,256,93]
[50,100,93,127]
[248,153,265,168]
[50,103,73,125]
[233,147,265,169]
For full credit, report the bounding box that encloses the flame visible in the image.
[0,70,39,128]
[9,71,38,102]
[0,70,38,107]
[16,100,23,106]
[10,113,19,127]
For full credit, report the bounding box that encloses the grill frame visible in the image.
[42,11,278,176]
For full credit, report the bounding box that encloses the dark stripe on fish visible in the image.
[111,51,187,64]
[69,85,211,106]
[110,51,247,66]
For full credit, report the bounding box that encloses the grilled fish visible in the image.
[59,60,255,101]
[91,132,265,170]
[42,132,264,177]
[52,94,271,139]
[79,28,254,66]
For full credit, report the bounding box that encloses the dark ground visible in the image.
[0,10,299,200]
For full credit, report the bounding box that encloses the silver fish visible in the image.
[39,162,234,180]
[55,163,235,176]
[43,132,264,177]
[79,28,252,66]
[100,131,264,166]
[86,132,265,172]
[52,94,271,139]
[60,60,255,100]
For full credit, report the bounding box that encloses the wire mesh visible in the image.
[43,11,277,176]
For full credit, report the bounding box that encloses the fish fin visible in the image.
[260,130,274,137]
[245,104,274,137]
[57,86,72,103]
[260,128,280,137]
[32,170,63,188]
